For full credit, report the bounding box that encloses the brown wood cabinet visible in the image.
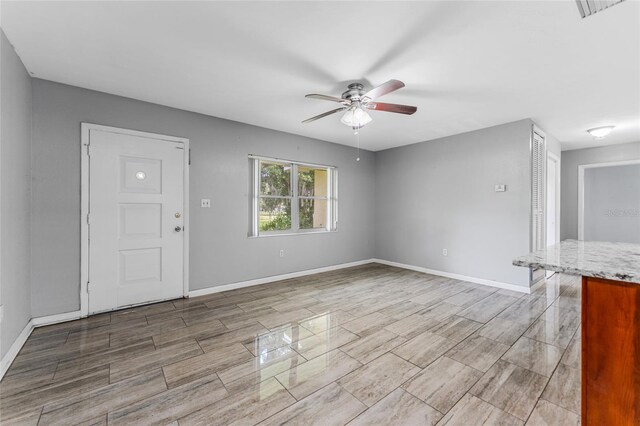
[582,276,640,425]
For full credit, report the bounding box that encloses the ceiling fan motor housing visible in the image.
[342,83,365,101]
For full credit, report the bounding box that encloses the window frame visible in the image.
[250,155,338,237]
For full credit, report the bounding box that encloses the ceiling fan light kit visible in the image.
[303,79,417,131]
[340,105,372,128]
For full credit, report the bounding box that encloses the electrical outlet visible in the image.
[279,249,284,258]
[201,199,211,208]
[442,248,448,256]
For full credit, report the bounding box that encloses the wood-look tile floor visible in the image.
[0,264,581,425]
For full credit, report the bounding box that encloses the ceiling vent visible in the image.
[576,0,625,18]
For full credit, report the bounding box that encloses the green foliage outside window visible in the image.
[257,161,328,232]
[298,167,316,229]
[259,162,291,231]
[260,212,292,231]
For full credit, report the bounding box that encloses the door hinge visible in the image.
[87,213,90,225]
[188,148,191,165]
[86,144,91,156]
[87,282,90,293]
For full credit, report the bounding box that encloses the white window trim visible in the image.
[249,155,338,237]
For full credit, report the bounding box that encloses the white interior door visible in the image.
[88,129,185,314]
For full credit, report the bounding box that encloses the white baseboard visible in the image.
[371,258,531,294]
[189,259,376,298]
[32,310,83,327]
[0,310,85,381]
[189,258,530,297]
[0,319,34,381]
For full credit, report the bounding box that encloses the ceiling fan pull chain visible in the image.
[356,129,361,162]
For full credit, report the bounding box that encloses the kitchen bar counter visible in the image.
[514,240,640,426]
[513,239,640,283]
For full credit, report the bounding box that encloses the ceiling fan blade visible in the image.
[305,94,349,104]
[361,79,405,102]
[366,102,417,115]
[302,107,346,124]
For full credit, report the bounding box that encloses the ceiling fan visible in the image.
[302,79,417,130]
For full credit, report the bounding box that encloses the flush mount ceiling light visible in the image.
[587,126,615,139]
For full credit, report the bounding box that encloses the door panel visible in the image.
[89,129,184,314]
[119,248,162,282]
[118,203,162,239]
[119,156,163,193]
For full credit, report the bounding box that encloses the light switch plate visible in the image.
[494,184,507,192]
[201,199,211,208]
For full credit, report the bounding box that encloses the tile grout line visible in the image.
[520,280,582,424]
[523,323,582,423]
[410,276,573,423]
[34,406,44,426]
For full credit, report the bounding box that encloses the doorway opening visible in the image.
[578,159,640,244]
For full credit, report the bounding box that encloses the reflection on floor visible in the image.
[0,264,581,425]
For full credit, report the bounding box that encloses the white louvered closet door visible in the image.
[531,130,547,252]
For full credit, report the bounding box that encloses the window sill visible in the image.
[248,230,337,238]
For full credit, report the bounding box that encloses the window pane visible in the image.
[260,162,291,196]
[299,198,328,229]
[298,166,327,197]
[259,198,291,231]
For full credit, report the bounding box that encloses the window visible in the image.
[250,156,337,236]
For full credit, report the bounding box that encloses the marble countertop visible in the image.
[513,239,640,284]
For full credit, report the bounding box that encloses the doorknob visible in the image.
[175,226,182,232]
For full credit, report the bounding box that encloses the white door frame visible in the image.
[545,152,561,278]
[577,159,640,240]
[547,152,561,246]
[80,123,190,317]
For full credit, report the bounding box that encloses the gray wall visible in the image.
[374,119,533,288]
[561,141,640,240]
[584,164,640,243]
[31,79,376,317]
[0,30,32,359]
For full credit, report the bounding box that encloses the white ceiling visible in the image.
[2,1,639,151]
